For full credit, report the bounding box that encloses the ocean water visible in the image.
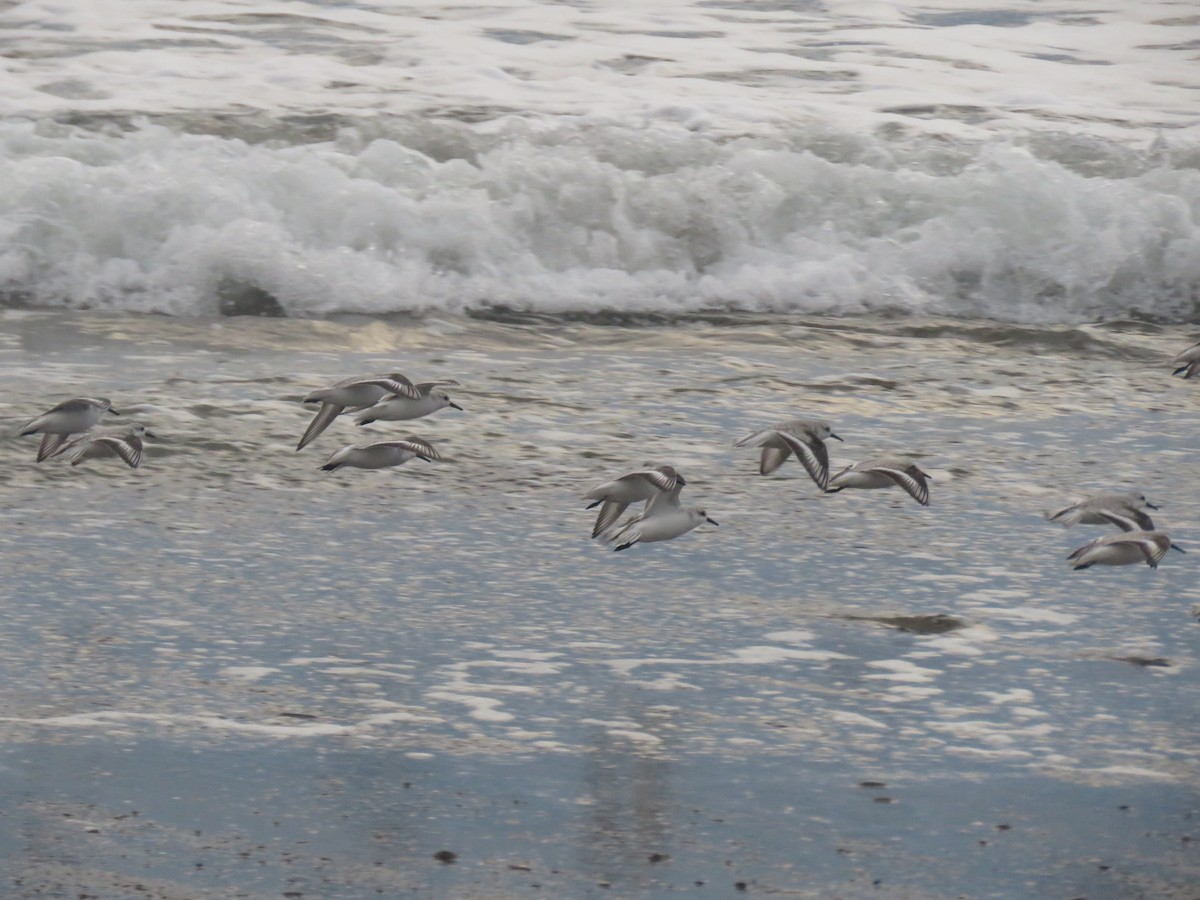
[1,2,1200,898]
[0,0,1199,323]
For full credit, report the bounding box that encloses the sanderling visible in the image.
[583,465,686,539]
[296,373,422,451]
[607,487,718,552]
[1068,531,1183,570]
[734,419,842,490]
[826,457,931,506]
[1046,492,1158,532]
[21,397,119,462]
[320,437,441,472]
[355,381,462,425]
[1171,342,1200,379]
[51,424,155,469]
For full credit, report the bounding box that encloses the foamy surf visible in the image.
[0,119,1197,323]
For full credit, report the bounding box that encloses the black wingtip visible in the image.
[585,500,601,510]
[320,463,338,471]
[614,542,633,552]
[357,418,374,426]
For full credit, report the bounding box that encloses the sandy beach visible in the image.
[0,310,1197,897]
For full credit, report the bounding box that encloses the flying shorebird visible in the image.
[21,397,119,462]
[1068,531,1183,570]
[50,424,155,469]
[354,381,462,425]
[296,373,422,451]
[583,465,686,539]
[733,418,842,490]
[320,437,441,472]
[825,457,931,506]
[1045,492,1158,532]
[606,485,718,552]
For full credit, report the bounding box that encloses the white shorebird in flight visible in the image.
[1068,531,1183,570]
[296,373,422,451]
[583,465,686,539]
[50,424,155,469]
[734,418,842,490]
[825,457,931,506]
[354,381,462,425]
[21,397,120,462]
[320,437,441,472]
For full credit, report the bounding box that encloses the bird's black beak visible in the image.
[705,517,719,527]
[830,432,843,441]
[1171,543,1185,553]
[677,475,687,486]
[450,401,463,411]
[1146,501,1160,510]
[144,430,158,439]
[108,408,120,416]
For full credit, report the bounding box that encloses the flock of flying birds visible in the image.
[13,339,1200,563]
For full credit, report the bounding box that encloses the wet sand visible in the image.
[0,310,1198,898]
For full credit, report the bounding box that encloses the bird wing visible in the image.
[873,464,931,506]
[591,500,630,539]
[1132,535,1169,568]
[374,438,441,461]
[73,435,143,468]
[297,403,344,451]
[416,380,461,395]
[775,431,830,490]
[1095,507,1155,532]
[643,485,683,518]
[37,433,71,462]
[629,468,679,492]
[759,445,791,476]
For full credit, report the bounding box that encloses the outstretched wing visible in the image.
[874,464,930,506]
[592,500,630,539]
[1095,507,1155,532]
[376,438,441,461]
[297,403,344,451]
[775,431,830,491]
[71,435,143,468]
[1132,536,1169,568]
[629,468,680,492]
[368,374,421,400]
[416,380,461,396]
[37,433,71,463]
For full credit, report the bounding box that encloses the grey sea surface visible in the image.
[0,310,1198,898]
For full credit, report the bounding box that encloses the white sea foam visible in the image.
[0,1,1197,324]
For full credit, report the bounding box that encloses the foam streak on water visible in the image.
[0,0,1198,323]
